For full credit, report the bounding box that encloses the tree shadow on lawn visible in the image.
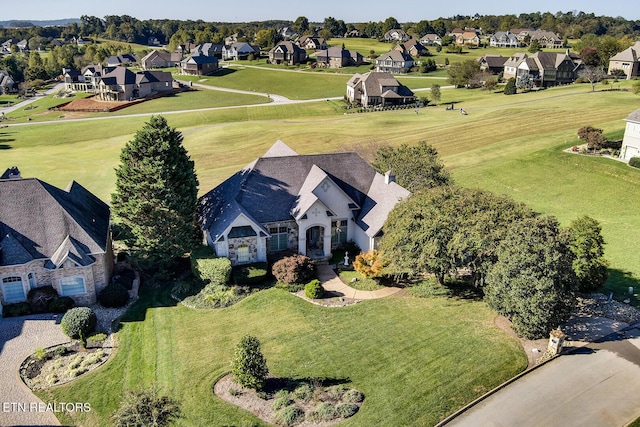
[262,376,352,397]
[212,68,237,77]
[116,281,178,326]
[605,269,640,305]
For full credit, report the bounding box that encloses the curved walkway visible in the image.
[316,264,401,299]
[0,313,68,426]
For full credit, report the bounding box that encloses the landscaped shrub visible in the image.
[342,388,364,403]
[272,255,315,285]
[292,383,314,402]
[27,285,59,314]
[274,405,304,427]
[190,247,231,285]
[335,403,359,418]
[48,296,75,313]
[304,280,324,299]
[230,335,269,390]
[60,307,97,340]
[271,391,292,411]
[630,157,640,169]
[112,386,181,427]
[233,262,268,285]
[2,302,30,317]
[307,402,337,422]
[98,282,129,308]
[181,283,245,309]
[353,250,385,278]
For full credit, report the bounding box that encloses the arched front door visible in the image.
[306,226,325,258]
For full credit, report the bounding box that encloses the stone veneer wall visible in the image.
[228,236,258,265]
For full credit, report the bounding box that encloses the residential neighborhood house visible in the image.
[455,30,480,47]
[490,32,520,48]
[398,39,429,57]
[0,70,15,94]
[140,50,183,70]
[179,54,219,76]
[63,65,105,93]
[222,42,260,60]
[608,41,640,80]
[384,29,410,42]
[375,50,414,74]
[192,43,225,58]
[269,41,307,65]
[96,67,173,101]
[296,36,327,51]
[478,55,509,74]
[346,71,415,108]
[315,46,362,68]
[620,109,640,161]
[197,141,410,266]
[420,34,442,46]
[0,168,112,306]
[502,50,582,87]
[105,54,137,67]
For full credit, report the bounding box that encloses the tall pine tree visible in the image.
[112,116,199,267]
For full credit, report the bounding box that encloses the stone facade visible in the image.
[228,236,259,265]
[263,220,299,254]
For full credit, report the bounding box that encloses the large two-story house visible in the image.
[96,67,173,101]
[346,71,415,108]
[197,141,410,266]
[502,50,582,87]
[1,169,112,306]
[315,47,362,68]
[608,41,640,80]
[375,50,414,74]
[269,41,307,65]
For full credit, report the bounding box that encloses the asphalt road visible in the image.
[446,325,640,427]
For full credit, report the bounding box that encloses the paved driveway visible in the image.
[446,324,640,427]
[0,314,68,427]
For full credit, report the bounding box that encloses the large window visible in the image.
[269,226,288,251]
[2,276,26,303]
[331,220,348,245]
[59,276,86,297]
[237,245,250,264]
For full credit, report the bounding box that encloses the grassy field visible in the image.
[38,286,525,426]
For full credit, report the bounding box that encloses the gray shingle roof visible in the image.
[0,177,110,267]
[198,142,411,241]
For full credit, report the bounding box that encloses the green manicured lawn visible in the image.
[38,286,525,426]
[338,270,385,291]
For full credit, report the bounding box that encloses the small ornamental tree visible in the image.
[60,307,97,340]
[568,216,609,292]
[111,115,199,267]
[354,250,385,278]
[231,335,269,390]
[503,77,516,95]
[112,386,181,427]
[577,126,608,151]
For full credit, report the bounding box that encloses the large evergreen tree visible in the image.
[112,115,199,266]
[568,216,609,292]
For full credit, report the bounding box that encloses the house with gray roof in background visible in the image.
[346,71,415,108]
[96,66,173,101]
[375,50,414,74]
[620,109,640,161]
[0,168,113,306]
[608,41,640,80]
[179,54,219,75]
[269,41,307,65]
[198,141,410,265]
[315,46,362,68]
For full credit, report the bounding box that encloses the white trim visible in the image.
[1,275,27,303]
[58,276,87,297]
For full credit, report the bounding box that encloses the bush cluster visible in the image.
[98,283,129,308]
[191,247,231,285]
[181,283,245,309]
[272,255,315,285]
[307,402,337,422]
[48,296,75,313]
[113,268,136,290]
[60,307,97,339]
[630,157,640,169]
[304,279,324,299]
[2,302,30,317]
[27,285,58,314]
[274,405,304,427]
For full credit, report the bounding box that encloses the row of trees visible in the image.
[373,142,608,339]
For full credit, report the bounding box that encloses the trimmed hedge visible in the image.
[272,255,315,285]
[304,279,324,299]
[630,157,640,169]
[98,282,129,308]
[60,307,97,339]
[49,296,75,313]
[190,246,231,285]
[2,302,30,318]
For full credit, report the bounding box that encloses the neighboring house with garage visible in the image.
[0,168,112,306]
[620,109,640,162]
[197,141,410,266]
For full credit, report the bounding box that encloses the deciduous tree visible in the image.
[111,116,199,267]
[484,216,578,339]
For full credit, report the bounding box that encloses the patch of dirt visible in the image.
[214,374,363,426]
[56,96,136,112]
[493,315,548,369]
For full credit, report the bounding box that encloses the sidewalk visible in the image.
[316,264,401,300]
